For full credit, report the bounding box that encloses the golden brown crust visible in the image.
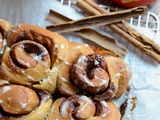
[57,42,94,95]
[7,24,69,68]
[0,24,70,94]
[88,101,121,120]
[0,20,12,63]
[47,95,121,120]
[0,82,52,120]
[95,56,131,100]
[0,20,131,120]
[0,19,12,38]
[58,44,131,100]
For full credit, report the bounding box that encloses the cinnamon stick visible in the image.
[46,6,146,33]
[77,0,160,63]
[46,9,126,57]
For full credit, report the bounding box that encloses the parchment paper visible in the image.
[0,0,160,120]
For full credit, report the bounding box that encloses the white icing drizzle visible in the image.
[7,67,11,71]
[17,57,31,67]
[77,55,86,64]
[21,69,25,74]
[0,39,2,42]
[0,39,7,54]
[94,75,109,86]
[64,61,70,65]
[54,44,58,49]
[34,51,47,62]
[18,24,22,29]
[48,78,53,84]
[79,74,93,86]
[85,44,88,47]
[115,73,121,78]
[2,86,11,94]
[74,64,84,70]
[7,98,11,100]
[52,44,58,55]
[38,36,42,40]
[42,95,50,102]
[100,100,110,117]
[11,29,17,33]
[78,96,92,114]
[61,77,68,83]
[53,51,57,55]
[41,61,49,67]
[75,46,81,49]
[15,74,20,78]
[111,68,126,80]
[94,60,99,65]
[37,111,44,115]
[61,44,65,49]
[0,99,4,104]
[19,101,27,109]
[80,95,92,104]
[60,101,70,118]
[19,32,24,37]
[26,75,34,80]
[78,102,88,114]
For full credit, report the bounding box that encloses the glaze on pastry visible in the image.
[0,19,131,120]
[58,43,131,100]
[0,20,12,62]
[0,80,52,120]
[47,95,121,120]
[0,24,69,94]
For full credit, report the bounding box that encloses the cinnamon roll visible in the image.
[57,42,94,95]
[0,79,52,120]
[0,19,131,119]
[47,95,121,120]
[57,44,131,100]
[0,20,12,62]
[0,24,69,94]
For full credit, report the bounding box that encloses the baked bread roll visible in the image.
[0,19,131,120]
[0,79,52,120]
[0,24,69,94]
[0,20,12,62]
[47,95,121,120]
[57,44,131,100]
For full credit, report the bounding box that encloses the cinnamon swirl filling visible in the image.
[0,20,12,62]
[0,82,52,119]
[47,95,121,120]
[0,85,39,115]
[70,54,109,94]
[60,95,95,120]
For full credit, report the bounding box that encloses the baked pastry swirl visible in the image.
[47,95,121,120]
[0,80,52,120]
[0,24,69,94]
[57,43,131,100]
[0,20,12,62]
[0,19,131,119]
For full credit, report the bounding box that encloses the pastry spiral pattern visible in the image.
[0,24,69,94]
[57,43,131,100]
[47,95,121,120]
[0,20,12,62]
[0,80,52,120]
[0,19,131,120]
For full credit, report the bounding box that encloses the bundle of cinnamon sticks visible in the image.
[47,0,160,63]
